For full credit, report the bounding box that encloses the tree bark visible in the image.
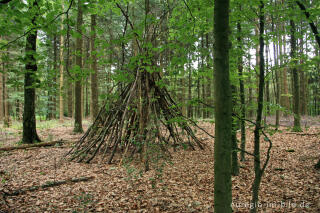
[90,13,99,120]
[22,1,41,143]
[290,14,301,132]
[237,14,246,162]
[295,1,320,48]
[213,0,232,211]
[67,45,73,118]
[251,1,266,212]
[0,45,3,121]
[73,0,83,133]
[231,84,239,176]
[59,4,65,122]
[272,7,280,128]
[47,34,58,120]
[187,56,193,118]
[3,69,10,127]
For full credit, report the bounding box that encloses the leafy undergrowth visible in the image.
[0,122,319,212]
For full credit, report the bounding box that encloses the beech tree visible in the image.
[73,0,83,133]
[213,0,232,211]
[22,0,41,143]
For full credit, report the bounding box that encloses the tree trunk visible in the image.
[90,13,99,120]
[67,45,73,118]
[213,0,232,211]
[290,15,301,132]
[47,34,57,120]
[68,80,73,117]
[280,23,290,115]
[231,85,239,176]
[187,56,193,118]
[248,57,254,118]
[73,0,83,133]
[237,15,246,162]
[59,4,65,121]
[299,26,307,115]
[205,33,211,118]
[22,1,41,143]
[0,48,3,121]
[272,9,280,128]
[3,70,10,127]
[251,1,266,212]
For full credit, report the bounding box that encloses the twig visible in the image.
[296,0,320,48]
[181,0,196,34]
[285,132,319,136]
[1,176,94,197]
[115,3,141,51]
[0,140,65,151]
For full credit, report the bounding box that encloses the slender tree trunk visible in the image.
[272,10,280,128]
[248,56,254,118]
[213,0,232,211]
[255,25,260,110]
[47,35,57,120]
[205,33,211,118]
[187,55,193,118]
[265,46,270,122]
[73,0,83,133]
[59,4,65,122]
[68,80,73,117]
[85,39,90,118]
[231,85,239,176]
[280,23,290,115]
[197,74,200,118]
[22,1,41,143]
[290,13,301,132]
[90,13,99,120]
[237,15,246,162]
[0,52,3,121]
[181,68,187,116]
[299,25,307,115]
[251,1,266,212]
[200,34,205,119]
[3,70,10,127]
[67,44,73,118]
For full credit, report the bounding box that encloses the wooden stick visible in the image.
[0,140,65,152]
[285,132,319,136]
[1,176,94,196]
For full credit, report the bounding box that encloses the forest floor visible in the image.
[0,116,319,212]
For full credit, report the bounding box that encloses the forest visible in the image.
[0,0,319,212]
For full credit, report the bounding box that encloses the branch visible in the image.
[296,0,320,48]
[0,140,65,151]
[181,0,196,34]
[236,147,257,158]
[115,3,141,51]
[261,129,272,174]
[181,0,195,20]
[1,176,94,197]
[233,113,273,172]
[0,0,74,50]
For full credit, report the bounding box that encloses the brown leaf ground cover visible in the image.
[0,118,319,212]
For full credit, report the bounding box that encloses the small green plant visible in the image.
[74,192,94,210]
[123,158,143,182]
[1,178,6,184]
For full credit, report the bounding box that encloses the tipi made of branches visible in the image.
[66,2,204,171]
